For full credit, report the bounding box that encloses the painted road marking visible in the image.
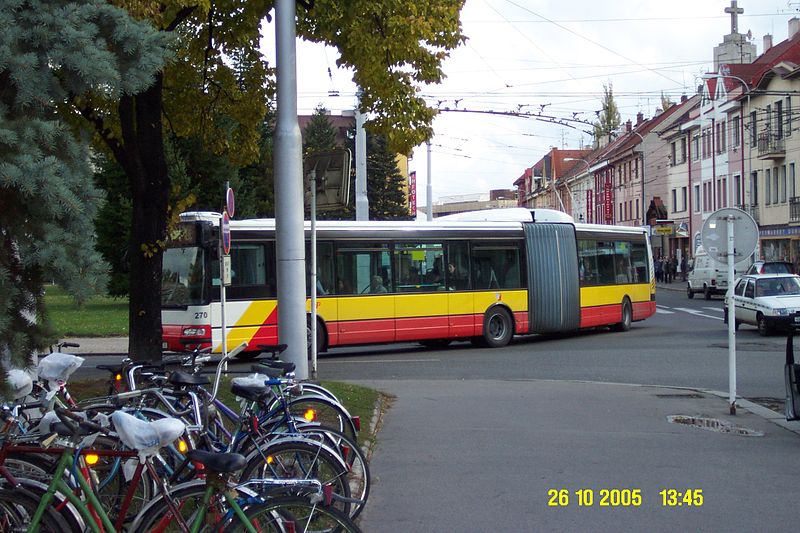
[672,307,723,321]
[322,358,441,364]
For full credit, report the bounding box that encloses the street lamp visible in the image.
[564,157,592,222]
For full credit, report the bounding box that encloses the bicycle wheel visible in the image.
[296,427,370,519]
[0,486,70,532]
[130,480,259,533]
[223,496,362,533]
[283,396,358,443]
[240,438,352,518]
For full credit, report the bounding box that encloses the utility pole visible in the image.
[273,0,308,378]
[426,141,433,221]
[355,92,368,221]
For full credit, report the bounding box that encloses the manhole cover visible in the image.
[667,415,764,437]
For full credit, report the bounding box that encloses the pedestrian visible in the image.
[680,255,687,282]
[655,256,663,283]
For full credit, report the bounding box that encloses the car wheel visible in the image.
[757,314,771,336]
[687,285,694,299]
[704,286,712,300]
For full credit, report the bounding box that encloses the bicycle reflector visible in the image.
[85,454,100,466]
[177,439,189,454]
[303,409,317,422]
[352,415,361,432]
[266,455,274,465]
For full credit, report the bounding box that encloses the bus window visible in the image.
[631,241,648,283]
[336,243,392,294]
[212,242,276,299]
[594,241,616,285]
[578,240,598,286]
[162,246,207,306]
[471,243,522,289]
[394,242,444,292]
[306,242,334,296]
[445,242,470,290]
[614,241,632,284]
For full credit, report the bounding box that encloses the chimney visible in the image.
[764,34,773,52]
[790,18,800,40]
[626,120,632,133]
[636,112,644,125]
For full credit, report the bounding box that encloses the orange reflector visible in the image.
[115,374,122,382]
[266,455,274,465]
[177,440,188,453]
[303,409,317,422]
[85,454,99,466]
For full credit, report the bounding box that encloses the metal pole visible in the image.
[355,92,368,221]
[274,0,308,379]
[426,140,433,221]
[727,215,737,414]
[219,214,228,361]
[310,169,318,380]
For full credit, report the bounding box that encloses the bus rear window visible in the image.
[162,246,207,307]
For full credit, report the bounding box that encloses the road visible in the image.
[309,286,786,401]
[77,285,787,399]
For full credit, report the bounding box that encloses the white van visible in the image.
[687,248,750,299]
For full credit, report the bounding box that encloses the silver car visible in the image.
[724,274,800,335]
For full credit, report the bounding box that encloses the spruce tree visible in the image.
[0,0,170,368]
[303,105,339,156]
[366,134,411,220]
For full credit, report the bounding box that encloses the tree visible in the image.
[0,0,170,368]
[71,0,465,361]
[303,104,339,156]
[364,134,411,220]
[593,83,622,142]
[660,91,674,111]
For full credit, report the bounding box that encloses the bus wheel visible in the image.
[307,317,327,357]
[613,298,632,332]
[482,307,513,348]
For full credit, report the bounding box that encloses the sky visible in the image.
[260,0,800,208]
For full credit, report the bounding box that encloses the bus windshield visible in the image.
[161,246,207,307]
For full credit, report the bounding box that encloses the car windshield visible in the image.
[763,263,793,274]
[754,277,800,297]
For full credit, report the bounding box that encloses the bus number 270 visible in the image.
[194,312,208,319]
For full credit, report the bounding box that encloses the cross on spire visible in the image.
[725,0,744,34]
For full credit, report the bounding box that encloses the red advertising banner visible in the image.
[586,190,593,223]
[409,171,417,215]
[603,172,613,224]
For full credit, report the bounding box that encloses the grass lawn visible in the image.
[44,285,128,337]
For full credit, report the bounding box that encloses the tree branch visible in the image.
[165,5,197,32]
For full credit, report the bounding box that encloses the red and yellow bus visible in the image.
[161,208,656,356]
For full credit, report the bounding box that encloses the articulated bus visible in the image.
[160,208,656,358]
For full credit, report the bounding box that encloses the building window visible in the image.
[670,142,677,166]
[635,199,639,221]
[791,163,796,199]
[751,171,758,207]
[734,175,741,207]
[750,111,757,146]
[767,104,773,134]
[671,189,677,213]
[694,184,701,213]
[781,165,788,203]
[717,121,726,152]
[680,138,687,163]
[693,134,700,160]
[777,100,784,139]
[777,166,784,203]
[766,168,771,205]
[681,186,687,212]
[787,97,793,137]
[732,116,740,147]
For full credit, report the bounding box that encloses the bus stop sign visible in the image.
[221,211,231,255]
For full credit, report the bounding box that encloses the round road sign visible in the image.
[221,211,231,255]
[700,207,758,265]
[226,187,235,218]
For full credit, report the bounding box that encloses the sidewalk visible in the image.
[61,337,128,355]
[358,379,800,532]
